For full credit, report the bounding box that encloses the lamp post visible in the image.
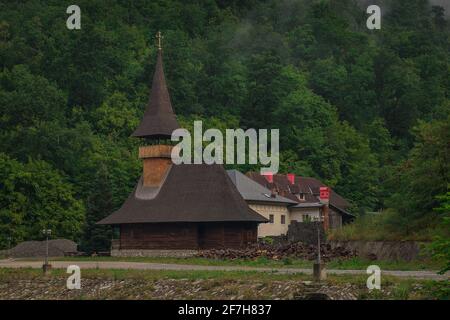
[313,221,326,281]
[313,187,330,282]
[42,228,52,273]
[7,236,12,258]
[317,226,321,264]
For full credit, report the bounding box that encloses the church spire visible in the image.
[132,32,179,139]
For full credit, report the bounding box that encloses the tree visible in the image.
[386,117,450,233]
[0,153,85,248]
[331,122,379,212]
[0,0,448,245]
[241,51,284,129]
[81,164,114,253]
[273,66,340,184]
[91,92,139,139]
[428,191,450,274]
[0,65,66,129]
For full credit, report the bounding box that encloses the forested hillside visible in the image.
[0,0,449,251]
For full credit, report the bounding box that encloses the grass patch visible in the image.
[327,257,443,271]
[52,255,442,271]
[55,255,313,268]
[0,267,308,282]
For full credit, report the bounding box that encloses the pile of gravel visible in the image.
[6,239,78,258]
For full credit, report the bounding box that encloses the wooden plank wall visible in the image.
[119,222,258,250]
[120,223,199,249]
[329,210,342,229]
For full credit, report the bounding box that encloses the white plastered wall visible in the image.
[249,203,290,237]
[289,207,322,223]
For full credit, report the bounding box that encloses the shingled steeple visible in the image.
[97,33,267,251]
[132,32,179,139]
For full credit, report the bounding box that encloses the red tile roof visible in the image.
[246,172,351,210]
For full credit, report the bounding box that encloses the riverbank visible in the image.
[0,268,447,300]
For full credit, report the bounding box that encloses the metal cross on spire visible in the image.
[156,31,163,50]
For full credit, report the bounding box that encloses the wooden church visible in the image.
[97,33,267,252]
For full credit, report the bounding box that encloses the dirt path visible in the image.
[0,259,448,280]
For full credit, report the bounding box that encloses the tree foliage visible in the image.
[0,0,448,247]
[0,153,85,247]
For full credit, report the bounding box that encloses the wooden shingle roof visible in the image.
[99,48,267,226]
[132,50,180,139]
[98,165,268,225]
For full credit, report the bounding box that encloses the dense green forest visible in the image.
[0,0,449,251]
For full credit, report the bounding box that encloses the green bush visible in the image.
[260,237,274,245]
[329,210,441,241]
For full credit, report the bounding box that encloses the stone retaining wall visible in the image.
[287,222,325,245]
[328,240,429,261]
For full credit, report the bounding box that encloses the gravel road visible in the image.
[0,259,448,280]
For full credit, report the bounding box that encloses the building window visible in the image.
[302,214,311,222]
[281,215,286,224]
[296,193,305,201]
[269,214,274,223]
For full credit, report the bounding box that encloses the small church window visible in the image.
[269,214,274,223]
[281,215,286,224]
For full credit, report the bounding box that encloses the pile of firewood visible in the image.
[196,242,356,262]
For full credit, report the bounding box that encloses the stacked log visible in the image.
[196,242,356,261]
